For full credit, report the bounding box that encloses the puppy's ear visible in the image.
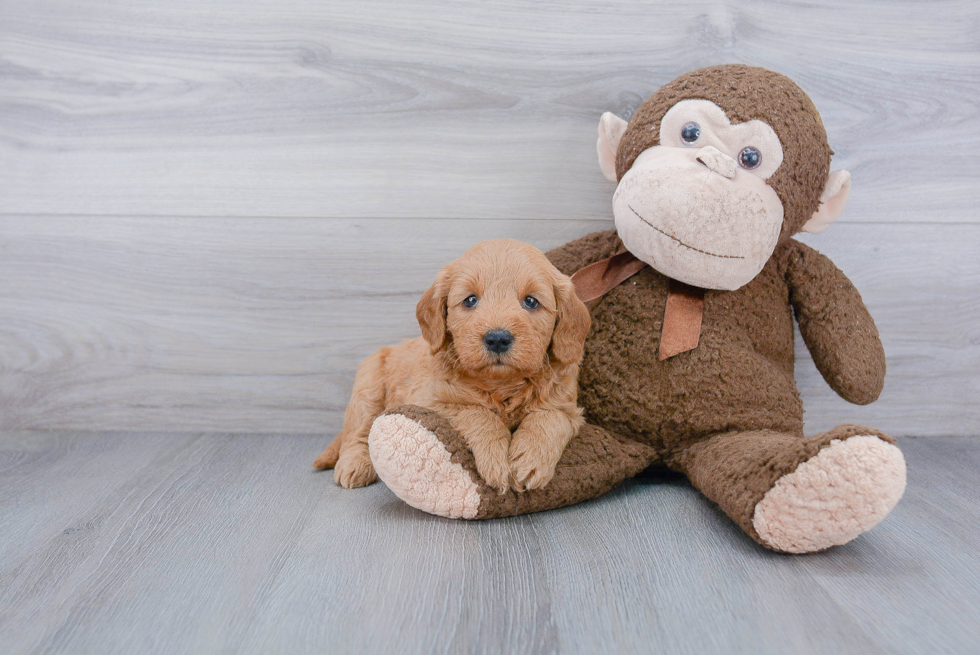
[417,265,453,354]
[549,273,591,366]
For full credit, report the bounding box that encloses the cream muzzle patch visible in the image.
[611,99,786,291]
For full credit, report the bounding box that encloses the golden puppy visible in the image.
[313,239,591,493]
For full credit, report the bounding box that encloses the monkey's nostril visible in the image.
[483,329,513,355]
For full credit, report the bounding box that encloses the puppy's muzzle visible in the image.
[483,329,513,355]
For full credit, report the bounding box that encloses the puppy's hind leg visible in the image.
[314,350,386,488]
[312,437,343,470]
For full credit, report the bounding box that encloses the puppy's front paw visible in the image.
[334,449,377,489]
[509,435,561,492]
[473,449,512,495]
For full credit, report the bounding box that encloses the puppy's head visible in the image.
[417,239,591,379]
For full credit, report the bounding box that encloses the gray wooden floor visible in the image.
[1,431,977,655]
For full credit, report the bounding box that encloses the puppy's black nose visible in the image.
[483,329,513,354]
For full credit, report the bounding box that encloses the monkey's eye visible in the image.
[462,295,479,308]
[680,122,701,144]
[522,296,540,310]
[739,146,762,170]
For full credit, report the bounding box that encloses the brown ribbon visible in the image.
[657,279,705,361]
[570,251,648,303]
[570,252,705,361]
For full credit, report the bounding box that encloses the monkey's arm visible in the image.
[545,229,624,276]
[784,240,885,405]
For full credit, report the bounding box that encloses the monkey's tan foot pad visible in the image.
[369,405,662,520]
[368,406,483,519]
[752,435,906,554]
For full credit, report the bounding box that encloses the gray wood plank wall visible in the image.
[2,0,978,436]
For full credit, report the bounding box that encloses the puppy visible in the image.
[313,238,591,493]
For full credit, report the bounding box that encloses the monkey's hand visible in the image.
[785,240,885,405]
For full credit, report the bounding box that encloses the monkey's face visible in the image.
[599,66,851,291]
[612,100,785,291]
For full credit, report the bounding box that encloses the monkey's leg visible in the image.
[368,405,659,519]
[671,426,906,553]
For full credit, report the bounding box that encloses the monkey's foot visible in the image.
[752,433,906,554]
[368,407,482,519]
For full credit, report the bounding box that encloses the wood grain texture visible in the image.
[0,431,977,654]
[1,0,978,221]
[1,216,975,437]
[2,3,976,652]
[0,431,198,574]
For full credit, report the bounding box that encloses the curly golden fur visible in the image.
[313,239,591,493]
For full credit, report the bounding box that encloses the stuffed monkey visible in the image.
[366,65,906,554]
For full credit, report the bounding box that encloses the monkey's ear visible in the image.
[597,112,629,183]
[416,265,453,354]
[802,170,851,234]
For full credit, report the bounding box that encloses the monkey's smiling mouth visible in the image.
[628,205,745,260]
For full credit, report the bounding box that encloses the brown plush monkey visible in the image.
[367,65,906,554]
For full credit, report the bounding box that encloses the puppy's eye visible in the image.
[522,296,539,310]
[462,295,479,308]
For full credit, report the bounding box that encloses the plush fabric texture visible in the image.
[658,279,704,360]
[671,424,895,545]
[556,231,808,446]
[548,230,886,444]
[368,65,904,553]
[659,99,785,179]
[376,405,657,519]
[368,411,481,519]
[416,227,895,550]
[615,64,833,243]
[570,251,648,303]
[613,147,784,290]
[542,229,897,550]
[752,435,907,553]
